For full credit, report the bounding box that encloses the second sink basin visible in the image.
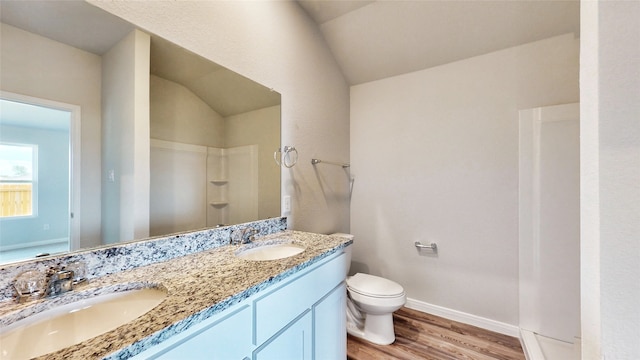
[0,286,167,360]
[236,242,306,261]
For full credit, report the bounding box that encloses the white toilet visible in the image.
[333,233,406,345]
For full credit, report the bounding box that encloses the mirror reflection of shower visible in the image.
[150,141,259,236]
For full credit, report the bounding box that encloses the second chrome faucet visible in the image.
[230,228,259,245]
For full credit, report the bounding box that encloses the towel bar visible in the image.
[414,241,437,252]
[311,158,350,168]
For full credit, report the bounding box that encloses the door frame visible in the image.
[0,90,82,251]
[518,102,580,343]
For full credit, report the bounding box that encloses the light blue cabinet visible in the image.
[130,303,252,360]
[313,283,347,360]
[254,310,313,360]
[131,252,346,360]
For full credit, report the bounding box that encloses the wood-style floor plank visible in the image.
[347,307,525,360]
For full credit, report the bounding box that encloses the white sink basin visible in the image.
[0,287,167,360]
[236,242,306,261]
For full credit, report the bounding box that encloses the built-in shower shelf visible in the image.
[210,202,228,207]
[210,180,228,185]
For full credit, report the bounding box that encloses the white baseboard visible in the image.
[1,238,68,251]
[405,297,520,337]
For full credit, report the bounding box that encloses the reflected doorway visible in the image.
[0,92,80,263]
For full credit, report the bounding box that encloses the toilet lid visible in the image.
[346,273,404,298]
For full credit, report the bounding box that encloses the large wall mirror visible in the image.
[0,1,281,265]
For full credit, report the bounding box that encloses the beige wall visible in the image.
[350,34,579,327]
[150,75,225,148]
[225,105,281,220]
[101,29,150,244]
[89,0,351,234]
[0,23,103,248]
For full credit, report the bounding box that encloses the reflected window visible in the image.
[0,143,37,218]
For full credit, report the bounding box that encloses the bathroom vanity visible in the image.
[132,251,346,360]
[0,225,351,360]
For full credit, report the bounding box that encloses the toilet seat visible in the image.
[347,273,405,298]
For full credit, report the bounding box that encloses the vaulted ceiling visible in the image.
[1,1,581,91]
[297,0,580,85]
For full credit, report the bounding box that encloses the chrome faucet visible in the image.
[243,228,259,243]
[230,227,260,245]
[14,262,87,303]
[44,268,75,297]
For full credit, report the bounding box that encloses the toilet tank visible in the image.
[331,233,354,277]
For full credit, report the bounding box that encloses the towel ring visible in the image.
[274,146,298,168]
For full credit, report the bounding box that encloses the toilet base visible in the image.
[347,312,396,345]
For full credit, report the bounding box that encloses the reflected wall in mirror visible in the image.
[0,1,281,265]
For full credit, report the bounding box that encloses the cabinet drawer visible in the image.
[254,252,346,345]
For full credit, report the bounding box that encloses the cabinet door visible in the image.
[254,310,312,360]
[254,253,346,344]
[313,283,346,360]
[145,305,252,360]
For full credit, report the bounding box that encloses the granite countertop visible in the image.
[0,230,351,360]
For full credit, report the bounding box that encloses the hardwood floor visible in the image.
[347,307,525,360]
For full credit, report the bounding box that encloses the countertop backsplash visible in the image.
[0,217,287,302]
